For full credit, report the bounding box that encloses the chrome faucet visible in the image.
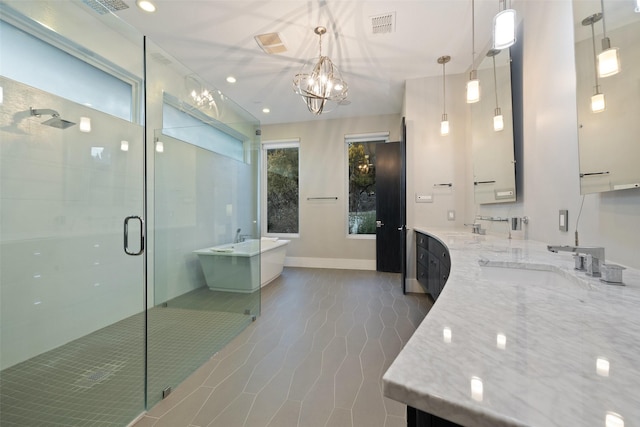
[547,245,605,277]
[464,223,485,235]
[234,228,241,243]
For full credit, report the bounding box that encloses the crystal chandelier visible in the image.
[293,26,348,115]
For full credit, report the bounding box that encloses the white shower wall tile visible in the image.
[0,78,145,369]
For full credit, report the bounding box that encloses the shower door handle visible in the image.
[124,216,145,256]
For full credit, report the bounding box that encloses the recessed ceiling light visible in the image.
[262,108,270,114]
[136,0,156,12]
[226,76,237,83]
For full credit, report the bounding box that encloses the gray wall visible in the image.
[262,114,402,269]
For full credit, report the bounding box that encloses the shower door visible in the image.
[0,3,147,425]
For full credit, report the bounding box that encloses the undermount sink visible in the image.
[479,265,580,288]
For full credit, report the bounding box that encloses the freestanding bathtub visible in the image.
[193,238,290,293]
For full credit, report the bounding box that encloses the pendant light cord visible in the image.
[471,0,475,67]
[492,55,499,108]
[589,21,600,91]
[600,0,608,38]
[442,61,447,114]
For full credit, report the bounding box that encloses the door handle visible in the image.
[124,215,145,256]
[376,220,384,228]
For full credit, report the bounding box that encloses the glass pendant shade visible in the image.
[466,75,480,103]
[597,42,620,77]
[440,114,450,136]
[493,108,504,131]
[493,8,516,50]
[591,92,605,113]
[79,117,91,133]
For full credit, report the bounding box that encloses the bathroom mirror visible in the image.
[470,47,517,204]
[573,1,640,194]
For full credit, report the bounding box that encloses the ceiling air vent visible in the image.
[370,12,396,34]
[82,0,129,14]
[255,33,287,54]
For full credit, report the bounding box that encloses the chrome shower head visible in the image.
[30,107,76,129]
[41,116,76,129]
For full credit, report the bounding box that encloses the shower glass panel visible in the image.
[0,1,146,425]
[146,41,261,408]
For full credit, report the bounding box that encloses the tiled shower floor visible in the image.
[135,268,432,427]
[0,288,257,426]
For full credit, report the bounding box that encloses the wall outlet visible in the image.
[447,210,456,221]
[559,209,568,232]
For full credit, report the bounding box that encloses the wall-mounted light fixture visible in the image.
[597,0,620,77]
[292,26,348,115]
[79,117,91,133]
[583,13,606,113]
[155,139,164,153]
[437,55,451,136]
[487,49,504,131]
[493,0,516,50]
[466,0,480,103]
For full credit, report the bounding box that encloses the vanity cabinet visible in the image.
[415,231,450,300]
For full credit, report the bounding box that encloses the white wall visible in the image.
[403,1,640,294]
[261,114,401,270]
[478,1,640,270]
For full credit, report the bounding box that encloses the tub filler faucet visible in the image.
[547,245,605,277]
[235,228,241,243]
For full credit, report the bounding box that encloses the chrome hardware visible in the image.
[464,223,485,235]
[376,220,384,228]
[123,216,145,256]
[547,245,605,277]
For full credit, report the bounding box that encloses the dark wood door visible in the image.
[375,142,401,273]
[400,118,407,292]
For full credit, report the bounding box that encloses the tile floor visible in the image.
[134,267,432,427]
[0,286,255,426]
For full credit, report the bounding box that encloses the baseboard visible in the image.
[405,278,427,294]
[284,257,376,271]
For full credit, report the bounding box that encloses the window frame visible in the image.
[262,139,301,238]
[0,8,142,123]
[344,132,390,240]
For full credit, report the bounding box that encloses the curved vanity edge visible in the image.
[382,369,528,427]
[385,227,640,427]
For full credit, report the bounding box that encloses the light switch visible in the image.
[447,210,456,221]
[559,209,568,232]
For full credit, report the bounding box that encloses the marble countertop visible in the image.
[382,228,640,427]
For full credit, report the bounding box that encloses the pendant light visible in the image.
[487,49,504,131]
[438,55,451,136]
[597,0,620,77]
[583,13,606,113]
[493,0,516,50]
[466,0,480,103]
[292,26,348,115]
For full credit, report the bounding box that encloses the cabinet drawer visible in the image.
[417,262,428,286]
[417,246,429,267]
[429,238,451,268]
[416,232,428,249]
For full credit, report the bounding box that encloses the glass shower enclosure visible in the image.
[0,1,261,425]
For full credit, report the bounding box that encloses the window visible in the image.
[0,18,138,121]
[263,141,300,235]
[346,132,389,235]
[162,95,246,162]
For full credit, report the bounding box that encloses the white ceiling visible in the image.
[115,0,501,125]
